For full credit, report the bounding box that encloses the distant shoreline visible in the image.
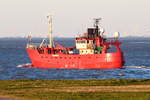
[1,36,150,39]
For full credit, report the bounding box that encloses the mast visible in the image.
[94,18,101,28]
[93,18,105,37]
[47,14,53,48]
[94,18,101,37]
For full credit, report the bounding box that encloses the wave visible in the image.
[125,66,150,69]
[16,63,33,68]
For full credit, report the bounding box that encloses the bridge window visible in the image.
[77,40,86,43]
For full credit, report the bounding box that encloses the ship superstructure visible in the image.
[26,16,124,69]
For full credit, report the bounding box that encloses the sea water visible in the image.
[0,37,150,80]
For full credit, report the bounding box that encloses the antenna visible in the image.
[93,18,101,27]
[47,14,53,48]
[27,33,32,44]
[93,18,102,36]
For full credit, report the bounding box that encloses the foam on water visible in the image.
[125,66,150,69]
[16,63,32,68]
[16,64,150,70]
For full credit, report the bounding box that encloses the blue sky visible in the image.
[0,0,150,37]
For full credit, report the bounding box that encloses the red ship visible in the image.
[26,16,124,69]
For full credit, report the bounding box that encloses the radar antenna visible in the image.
[93,18,102,36]
[94,18,101,27]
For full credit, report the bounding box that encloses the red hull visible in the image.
[27,49,124,69]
